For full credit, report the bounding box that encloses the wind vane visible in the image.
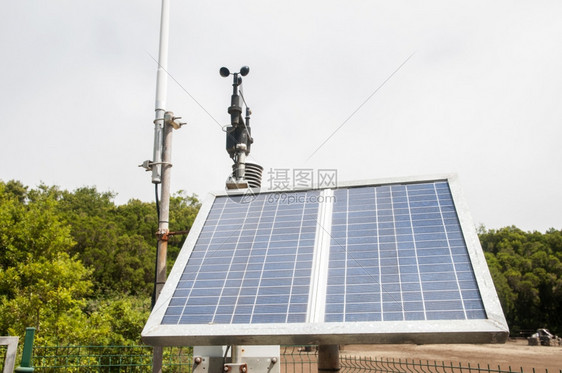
[220,66,263,190]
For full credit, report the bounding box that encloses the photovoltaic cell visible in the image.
[142,175,508,346]
[162,190,320,325]
[325,182,486,323]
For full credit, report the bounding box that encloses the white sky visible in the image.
[1,1,561,232]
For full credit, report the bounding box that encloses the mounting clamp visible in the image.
[223,363,248,373]
[164,111,186,129]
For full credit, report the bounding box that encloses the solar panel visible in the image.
[142,175,508,346]
[324,182,485,323]
[162,190,319,325]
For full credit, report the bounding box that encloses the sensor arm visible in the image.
[222,66,257,189]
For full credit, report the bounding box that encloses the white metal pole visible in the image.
[152,1,171,372]
[231,345,243,364]
[151,0,170,184]
[156,122,173,298]
[152,120,173,373]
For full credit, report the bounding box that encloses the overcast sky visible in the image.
[1,1,561,232]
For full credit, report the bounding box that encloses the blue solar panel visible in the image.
[143,176,508,346]
[162,191,319,325]
[325,182,486,323]
[159,181,486,326]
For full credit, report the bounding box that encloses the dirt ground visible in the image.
[341,339,562,372]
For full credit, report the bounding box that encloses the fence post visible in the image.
[15,327,35,373]
[0,336,19,373]
[318,345,340,372]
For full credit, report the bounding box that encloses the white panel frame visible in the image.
[142,174,509,346]
[306,189,334,323]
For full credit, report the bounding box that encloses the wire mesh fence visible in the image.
[0,344,7,370]
[32,345,191,372]
[281,346,318,373]
[339,355,562,373]
[23,345,562,373]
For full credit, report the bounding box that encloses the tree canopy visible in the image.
[479,226,562,335]
[0,180,200,345]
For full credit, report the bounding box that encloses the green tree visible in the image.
[479,226,562,334]
[0,181,93,344]
[0,179,200,344]
[167,191,200,267]
[56,187,157,296]
[81,295,151,345]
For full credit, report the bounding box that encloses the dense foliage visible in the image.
[0,180,200,345]
[479,226,562,335]
[1,179,561,343]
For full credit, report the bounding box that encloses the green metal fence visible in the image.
[21,345,562,373]
[281,346,317,373]
[339,355,562,373]
[32,345,191,372]
[280,346,562,373]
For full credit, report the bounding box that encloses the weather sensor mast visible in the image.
[220,66,263,190]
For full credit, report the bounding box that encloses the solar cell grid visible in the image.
[162,191,320,325]
[325,182,486,323]
[143,176,508,346]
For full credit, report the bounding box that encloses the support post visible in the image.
[0,336,18,373]
[152,346,164,373]
[231,345,243,364]
[318,345,340,372]
[151,0,171,372]
[155,122,173,301]
[15,327,35,373]
[151,0,170,184]
[152,114,174,373]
